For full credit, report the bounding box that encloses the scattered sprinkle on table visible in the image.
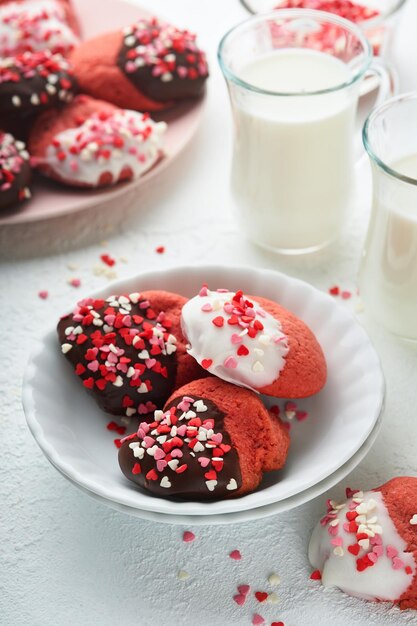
[310,569,321,580]
[268,573,281,586]
[182,531,196,543]
[106,421,126,435]
[267,592,279,604]
[255,591,268,603]
[69,278,81,288]
[177,570,190,581]
[38,290,48,300]
[155,245,165,254]
[229,550,242,560]
[252,614,265,625]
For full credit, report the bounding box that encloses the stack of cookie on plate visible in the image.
[0,0,208,211]
[58,285,327,500]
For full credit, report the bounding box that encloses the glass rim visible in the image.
[239,0,408,30]
[217,9,372,97]
[363,91,417,187]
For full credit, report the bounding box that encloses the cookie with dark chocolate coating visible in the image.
[70,17,208,112]
[0,51,77,118]
[57,290,206,417]
[118,377,290,500]
[0,132,31,212]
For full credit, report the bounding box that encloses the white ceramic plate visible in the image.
[23,265,385,521]
[0,0,206,225]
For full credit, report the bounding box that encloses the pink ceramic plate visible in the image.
[0,0,206,225]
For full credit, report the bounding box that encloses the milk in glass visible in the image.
[360,153,417,338]
[231,49,357,251]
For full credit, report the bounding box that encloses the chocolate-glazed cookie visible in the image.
[0,132,31,212]
[118,378,291,500]
[119,394,242,500]
[117,18,208,103]
[57,290,206,417]
[0,51,77,118]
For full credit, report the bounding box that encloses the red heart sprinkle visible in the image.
[201,359,213,369]
[75,363,86,375]
[229,550,242,560]
[155,246,165,254]
[100,254,116,267]
[348,544,360,556]
[204,470,217,481]
[406,566,413,575]
[146,469,158,481]
[329,286,340,296]
[346,511,358,521]
[310,570,321,580]
[114,439,122,448]
[212,316,224,327]
[132,463,141,475]
[83,377,94,389]
[122,395,134,408]
[271,622,285,626]
[183,531,195,543]
[255,592,268,603]
[252,615,265,626]
[238,585,250,596]
[237,344,249,356]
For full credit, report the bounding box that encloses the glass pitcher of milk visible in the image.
[218,10,393,254]
[361,93,417,340]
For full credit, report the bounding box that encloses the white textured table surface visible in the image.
[2,1,417,625]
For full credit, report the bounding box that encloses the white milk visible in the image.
[360,153,417,339]
[230,49,357,251]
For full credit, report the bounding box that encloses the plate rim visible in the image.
[22,264,386,518]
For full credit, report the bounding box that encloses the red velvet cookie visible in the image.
[309,477,417,609]
[0,0,80,57]
[0,50,77,118]
[181,287,327,399]
[70,17,208,112]
[118,377,290,500]
[57,290,205,417]
[0,132,31,211]
[28,94,166,188]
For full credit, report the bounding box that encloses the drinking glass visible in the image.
[218,10,393,254]
[360,92,417,340]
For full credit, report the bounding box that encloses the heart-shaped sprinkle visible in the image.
[183,531,195,543]
[212,316,224,327]
[132,463,141,474]
[255,592,268,603]
[229,550,242,560]
[238,585,250,596]
[201,303,213,312]
[386,545,398,559]
[160,476,171,488]
[252,615,265,625]
[268,574,281,586]
[368,552,378,564]
[410,514,417,525]
[224,356,238,368]
[271,622,284,626]
[373,545,383,557]
[231,333,243,344]
[205,479,217,491]
[392,557,405,570]
[310,570,321,580]
[348,544,360,556]
[197,457,210,468]
[156,460,167,472]
[226,478,238,491]
[237,344,249,357]
[193,399,207,412]
[233,594,246,606]
[201,359,213,369]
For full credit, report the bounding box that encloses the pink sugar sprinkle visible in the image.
[69,278,81,288]
[252,615,265,625]
[38,290,48,299]
[341,290,352,300]
[224,356,238,369]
